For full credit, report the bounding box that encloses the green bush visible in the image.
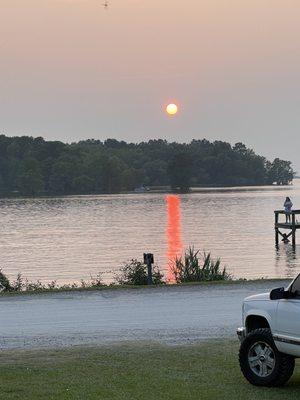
[114,259,164,285]
[171,247,231,283]
[0,269,12,292]
[0,271,104,293]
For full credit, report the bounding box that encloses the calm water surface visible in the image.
[1,181,300,284]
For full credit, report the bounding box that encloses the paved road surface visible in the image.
[0,280,290,350]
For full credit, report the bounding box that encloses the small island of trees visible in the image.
[0,135,295,196]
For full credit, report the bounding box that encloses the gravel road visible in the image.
[0,280,290,350]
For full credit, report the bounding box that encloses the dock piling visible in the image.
[275,212,279,247]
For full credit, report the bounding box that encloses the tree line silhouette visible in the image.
[0,135,294,196]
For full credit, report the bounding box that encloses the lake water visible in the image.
[1,181,300,284]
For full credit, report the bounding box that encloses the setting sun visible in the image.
[166,103,178,115]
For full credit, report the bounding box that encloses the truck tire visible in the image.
[239,328,295,387]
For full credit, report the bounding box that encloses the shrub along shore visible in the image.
[0,247,289,296]
[0,248,231,294]
[0,278,288,297]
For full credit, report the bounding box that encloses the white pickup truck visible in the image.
[237,274,300,387]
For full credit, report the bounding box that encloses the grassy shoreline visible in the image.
[0,277,290,297]
[0,340,299,399]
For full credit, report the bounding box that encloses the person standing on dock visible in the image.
[284,197,293,223]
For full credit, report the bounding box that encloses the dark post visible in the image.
[292,213,296,248]
[275,212,279,247]
[144,253,154,285]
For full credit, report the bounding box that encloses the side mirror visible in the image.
[270,287,291,300]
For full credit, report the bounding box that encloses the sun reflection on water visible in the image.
[165,195,183,282]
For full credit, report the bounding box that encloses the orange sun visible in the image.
[166,103,178,116]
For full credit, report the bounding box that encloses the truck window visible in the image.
[291,274,300,296]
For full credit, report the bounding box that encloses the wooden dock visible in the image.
[274,210,300,248]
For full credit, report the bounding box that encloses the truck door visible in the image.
[275,274,300,356]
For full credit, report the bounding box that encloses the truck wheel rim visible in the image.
[248,341,275,378]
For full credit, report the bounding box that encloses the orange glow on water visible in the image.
[166,195,183,282]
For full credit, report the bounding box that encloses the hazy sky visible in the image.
[1,0,300,169]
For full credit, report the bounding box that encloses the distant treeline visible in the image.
[0,135,295,196]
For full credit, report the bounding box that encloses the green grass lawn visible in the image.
[0,340,300,400]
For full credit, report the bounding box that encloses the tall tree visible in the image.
[266,158,295,185]
[168,152,193,192]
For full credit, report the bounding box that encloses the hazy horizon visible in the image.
[1,0,300,171]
